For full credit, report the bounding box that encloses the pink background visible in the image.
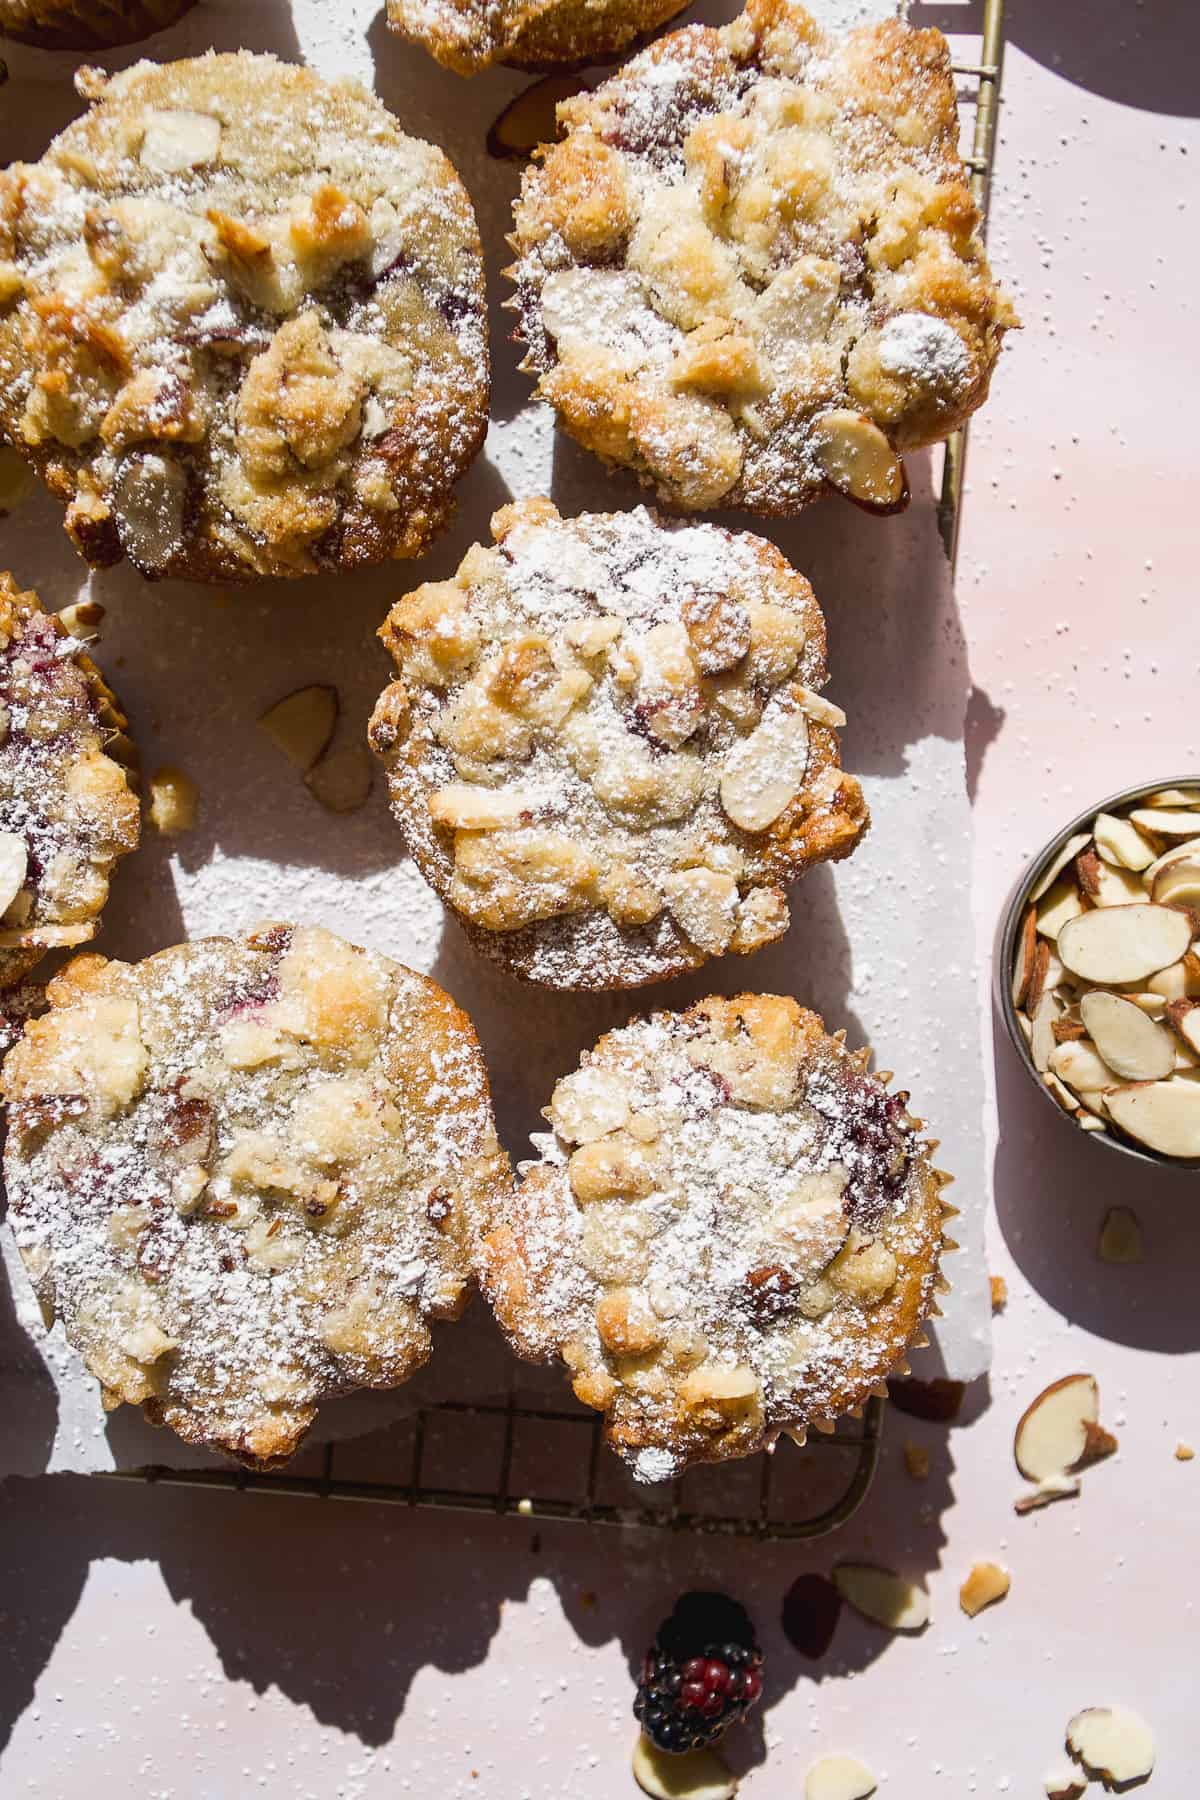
[2,2,1199,1795]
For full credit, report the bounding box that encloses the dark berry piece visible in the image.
[633,1591,764,1754]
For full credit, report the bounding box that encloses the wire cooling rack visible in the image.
[104,0,1004,1542]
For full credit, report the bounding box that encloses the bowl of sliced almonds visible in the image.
[999,777,1200,1167]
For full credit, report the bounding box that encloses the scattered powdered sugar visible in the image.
[877,311,971,390]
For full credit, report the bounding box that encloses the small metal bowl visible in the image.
[996,773,1200,1172]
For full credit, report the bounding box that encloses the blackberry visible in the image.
[633,1591,764,1754]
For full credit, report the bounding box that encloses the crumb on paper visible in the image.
[902,1441,929,1480]
[1176,1441,1195,1462]
[990,1273,1008,1311]
[149,766,200,835]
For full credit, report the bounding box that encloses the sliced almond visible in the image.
[1098,1205,1143,1264]
[1079,851,1147,908]
[1166,997,1200,1055]
[1037,877,1086,941]
[632,1735,736,1800]
[487,74,587,162]
[1093,811,1155,871]
[1131,806,1200,837]
[1030,991,1060,1074]
[810,410,906,510]
[1145,786,1200,808]
[1057,902,1191,983]
[1066,1706,1155,1787]
[305,743,373,814]
[1012,906,1038,1008]
[139,108,222,174]
[0,832,28,917]
[958,1561,1010,1618]
[1014,1474,1080,1514]
[258,685,338,772]
[719,704,809,832]
[804,1754,876,1800]
[1014,1374,1116,1482]
[1147,953,1200,1001]
[663,867,739,954]
[1030,832,1093,903]
[1078,990,1175,1081]
[1052,1016,1087,1044]
[1144,835,1200,887]
[831,1564,930,1633]
[1106,1078,1200,1157]
[1048,1037,1116,1094]
[1025,938,1053,1016]
[1150,847,1200,909]
[428,784,540,831]
[57,600,105,640]
[1043,1760,1086,1800]
[1044,1070,1081,1112]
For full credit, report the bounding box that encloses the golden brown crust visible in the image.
[368,498,868,991]
[0,0,194,47]
[386,0,690,77]
[0,54,489,582]
[1,924,513,1467]
[508,0,1015,515]
[0,572,140,989]
[480,994,948,1480]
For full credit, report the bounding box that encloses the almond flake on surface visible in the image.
[1014,1474,1080,1514]
[305,743,373,814]
[832,1564,930,1633]
[57,600,105,640]
[1014,1374,1116,1482]
[148,766,199,836]
[718,703,809,832]
[1043,1760,1087,1800]
[632,1734,736,1800]
[1030,831,1093,903]
[1057,903,1191,984]
[1036,877,1086,941]
[1079,990,1175,1081]
[959,1560,1010,1618]
[1105,1078,1200,1158]
[258,685,338,772]
[1066,1706,1155,1787]
[804,1753,877,1800]
[1175,1440,1194,1461]
[1093,811,1155,871]
[1098,1206,1143,1264]
[809,409,904,509]
[138,108,222,174]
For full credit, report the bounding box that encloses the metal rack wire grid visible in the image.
[106,0,1005,1541]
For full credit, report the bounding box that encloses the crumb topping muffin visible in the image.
[508,0,1015,515]
[0,573,139,990]
[481,995,949,1480]
[386,0,688,77]
[1,924,512,1466]
[369,498,868,991]
[0,0,195,49]
[0,53,489,581]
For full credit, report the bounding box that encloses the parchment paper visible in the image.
[0,0,990,1479]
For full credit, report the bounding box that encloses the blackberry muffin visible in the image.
[386,0,689,77]
[0,0,194,46]
[481,994,951,1480]
[0,573,139,990]
[508,0,1015,515]
[369,498,868,990]
[0,53,488,581]
[1,924,512,1466]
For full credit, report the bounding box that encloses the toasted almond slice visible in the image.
[1076,1109,1108,1132]
[0,832,28,917]
[1106,1078,1200,1157]
[58,599,105,640]
[1052,1015,1087,1043]
[1014,1374,1115,1482]
[305,743,373,814]
[1166,998,1200,1056]
[794,686,846,729]
[428,784,540,831]
[1093,811,1155,871]
[719,703,809,832]
[1143,835,1200,886]
[139,108,222,174]
[1048,1038,1116,1094]
[1036,878,1086,941]
[1057,903,1191,982]
[1030,991,1059,1073]
[1082,853,1147,908]
[1147,953,1200,1001]
[0,922,91,949]
[1151,850,1200,909]
[1066,1707,1155,1786]
[258,685,338,772]
[1044,1071,1080,1112]
[1123,990,1167,1019]
[487,74,588,161]
[832,1564,930,1632]
[1012,906,1038,1008]
[1043,1760,1087,1800]
[632,1735,736,1800]
[804,1754,877,1800]
[1030,831,1093,903]
[810,410,906,510]
[1025,938,1053,1015]
[663,867,738,954]
[1098,1205,1143,1264]
[1079,990,1176,1081]
[1130,806,1200,838]
[1014,1474,1080,1514]
[1144,786,1200,808]
[959,1561,1010,1618]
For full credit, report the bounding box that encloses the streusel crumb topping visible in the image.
[0,53,488,581]
[369,498,868,990]
[1,924,512,1467]
[482,994,949,1480]
[509,0,1015,514]
[386,0,688,77]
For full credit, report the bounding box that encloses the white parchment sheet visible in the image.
[0,0,990,1478]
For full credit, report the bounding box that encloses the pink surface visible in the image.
[3,3,1200,1796]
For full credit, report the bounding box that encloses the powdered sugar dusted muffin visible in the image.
[0,573,139,990]
[508,0,1015,515]
[0,53,488,581]
[481,995,950,1480]
[386,0,688,77]
[1,924,512,1466]
[369,498,868,991]
[0,0,195,48]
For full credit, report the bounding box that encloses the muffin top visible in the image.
[0,52,488,581]
[481,994,949,1480]
[0,0,195,51]
[369,497,868,990]
[1,924,512,1465]
[0,573,140,990]
[509,0,1014,514]
[386,0,689,77]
